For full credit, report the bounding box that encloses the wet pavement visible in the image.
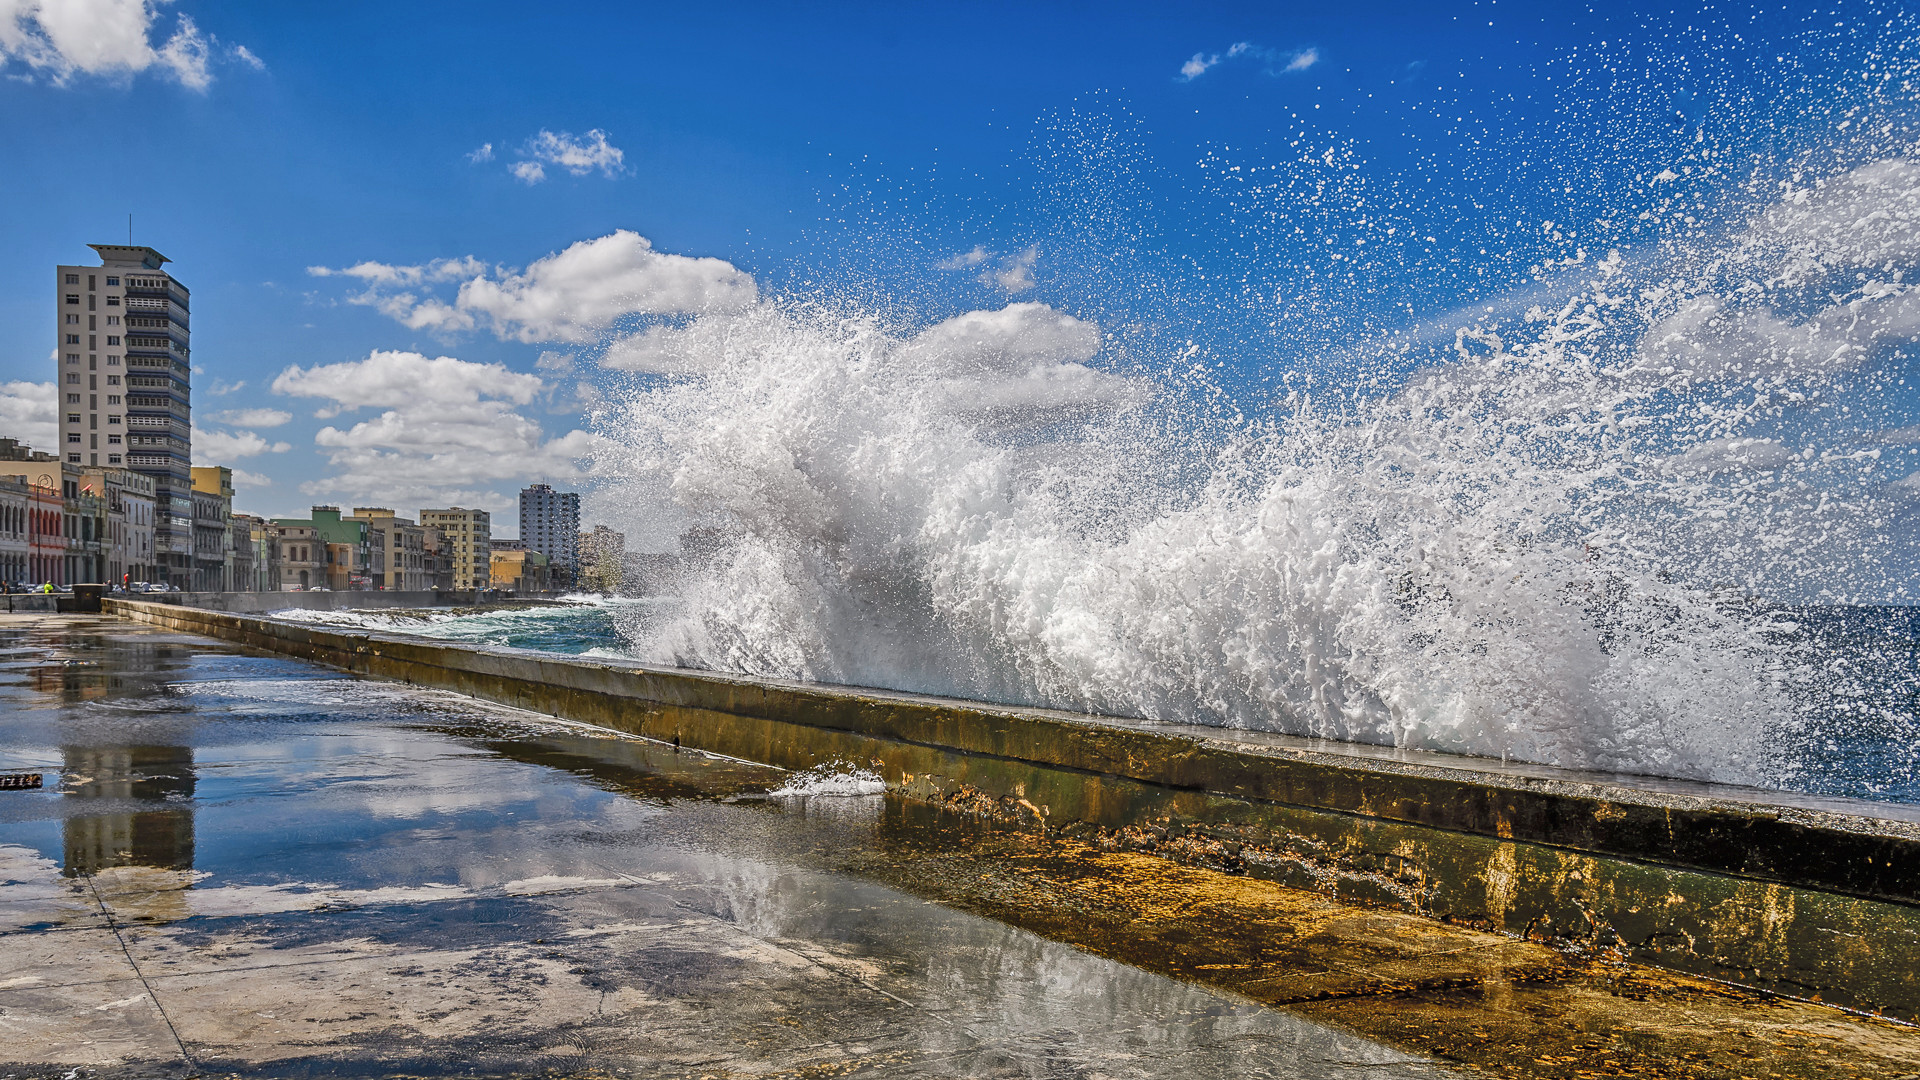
[0,614,1917,1079]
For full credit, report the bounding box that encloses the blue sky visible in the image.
[2,0,1916,558]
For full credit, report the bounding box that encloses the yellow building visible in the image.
[489,547,550,594]
[418,507,491,590]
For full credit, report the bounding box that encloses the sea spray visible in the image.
[584,27,1920,791]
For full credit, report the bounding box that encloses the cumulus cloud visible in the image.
[193,429,291,463]
[936,246,989,270]
[272,350,597,512]
[905,303,1101,372]
[1179,41,1316,80]
[1636,159,1920,381]
[307,231,756,343]
[987,246,1039,293]
[272,350,543,418]
[212,407,291,428]
[0,380,57,452]
[230,468,272,488]
[901,303,1140,414]
[0,0,220,88]
[467,142,494,164]
[499,128,624,184]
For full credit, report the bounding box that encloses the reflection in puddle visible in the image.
[62,744,196,877]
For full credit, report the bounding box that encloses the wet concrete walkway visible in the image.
[0,615,1915,1079]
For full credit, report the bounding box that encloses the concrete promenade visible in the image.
[105,596,1920,1022]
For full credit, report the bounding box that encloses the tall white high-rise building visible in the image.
[56,245,191,585]
[519,483,579,583]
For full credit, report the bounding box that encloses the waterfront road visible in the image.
[0,614,1447,1079]
[2,614,1916,1079]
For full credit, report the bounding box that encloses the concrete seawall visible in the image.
[108,597,1920,1020]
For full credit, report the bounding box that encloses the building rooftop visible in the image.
[87,244,171,269]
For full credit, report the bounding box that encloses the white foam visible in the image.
[768,763,887,797]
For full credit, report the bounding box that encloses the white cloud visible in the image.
[467,142,494,164]
[510,160,546,185]
[520,128,623,177]
[212,407,292,428]
[307,256,485,287]
[1180,41,1316,81]
[936,246,989,270]
[0,0,219,88]
[206,377,245,396]
[986,245,1039,293]
[230,42,261,70]
[0,380,56,452]
[230,467,272,488]
[458,230,757,342]
[1636,159,1920,381]
[901,303,1140,414]
[271,350,543,418]
[1179,52,1220,80]
[534,350,574,373]
[272,350,597,511]
[193,429,290,463]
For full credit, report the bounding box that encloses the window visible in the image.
[87,275,95,290]
[66,354,78,363]
[105,297,118,306]
[67,453,79,463]
[106,316,119,325]
[106,336,120,346]
[66,434,79,444]
[67,413,78,423]
[65,374,79,384]
[107,356,119,366]
[106,277,118,286]
[107,435,121,445]
[65,393,79,404]
[65,314,78,325]
[64,274,78,284]
[108,455,121,464]
[107,375,120,386]
[65,334,79,345]
[65,295,77,305]
[108,413,121,422]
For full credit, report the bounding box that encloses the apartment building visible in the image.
[273,522,323,591]
[82,467,155,585]
[189,467,233,592]
[518,484,579,586]
[578,525,625,593]
[348,508,428,591]
[489,542,551,594]
[57,246,191,585]
[0,478,28,584]
[419,507,490,590]
[233,515,279,591]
